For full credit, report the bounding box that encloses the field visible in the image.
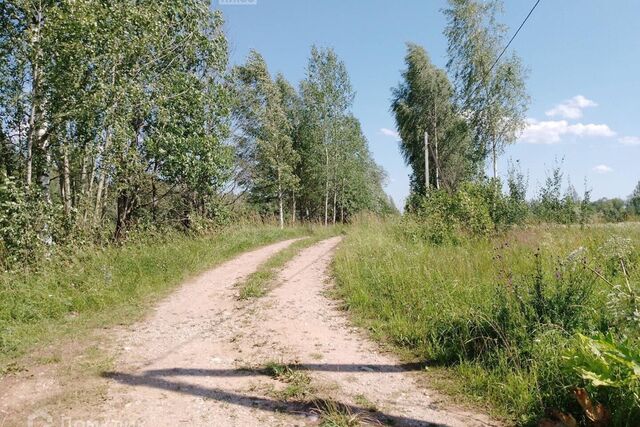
[333,217,640,425]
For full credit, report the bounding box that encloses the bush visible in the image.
[0,177,63,268]
[408,182,495,244]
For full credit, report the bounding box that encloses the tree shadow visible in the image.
[101,363,453,426]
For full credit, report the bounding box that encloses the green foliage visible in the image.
[1,0,233,248]
[231,51,300,228]
[566,334,640,389]
[391,43,475,194]
[0,177,66,267]
[592,198,629,223]
[407,178,531,244]
[629,181,640,216]
[0,226,309,364]
[564,334,640,424]
[443,0,529,177]
[333,220,640,424]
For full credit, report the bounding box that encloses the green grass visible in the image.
[264,361,316,400]
[0,225,311,368]
[237,226,343,299]
[332,217,640,425]
[313,399,364,427]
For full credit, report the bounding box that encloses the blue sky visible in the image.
[216,0,640,209]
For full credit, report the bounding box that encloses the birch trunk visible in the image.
[324,143,329,227]
[340,177,345,223]
[94,130,112,224]
[332,188,337,225]
[62,144,72,217]
[434,104,440,190]
[492,141,497,180]
[277,170,284,229]
[27,5,46,188]
[291,192,296,225]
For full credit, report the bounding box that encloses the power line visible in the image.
[488,0,543,74]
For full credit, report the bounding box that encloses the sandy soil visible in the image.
[2,236,496,427]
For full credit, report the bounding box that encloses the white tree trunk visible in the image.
[277,170,284,229]
[332,188,337,225]
[324,144,329,226]
[94,131,112,224]
[424,131,429,193]
[492,141,498,180]
[62,144,72,217]
[291,192,296,225]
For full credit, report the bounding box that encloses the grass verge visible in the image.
[0,225,310,369]
[237,226,342,299]
[332,217,640,425]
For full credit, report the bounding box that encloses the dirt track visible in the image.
[3,237,496,426]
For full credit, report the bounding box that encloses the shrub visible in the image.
[409,182,496,244]
[0,177,62,268]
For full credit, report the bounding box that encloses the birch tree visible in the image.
[392,43,474,195]
[443,0,529,179]
[300,46,354,225]
[232,51,299,228]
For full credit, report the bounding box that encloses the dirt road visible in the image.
[4,237,495,426]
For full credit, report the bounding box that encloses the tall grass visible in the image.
[333,217,640,425]
[0,225,310,367]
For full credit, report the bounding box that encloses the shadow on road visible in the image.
[138,362,426,378]
[101,363,450,427]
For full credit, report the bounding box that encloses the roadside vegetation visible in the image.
[333,0,640,423]
[0,225,310,369]
[335,213,640,425]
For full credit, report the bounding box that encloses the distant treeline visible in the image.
[390,0,637,231]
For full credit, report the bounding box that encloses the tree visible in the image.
[443,0,529,179]
[629,181,640,216]
[275,74,304,224]
[232,51,299,228]
[0,0,232,242]
[391,43,474,197]
[300,46,354,225]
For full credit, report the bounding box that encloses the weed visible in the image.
[264,362,316,401]
[312,398,367,427]
[353,394,377,412]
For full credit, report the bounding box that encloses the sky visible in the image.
[215,0,640,209]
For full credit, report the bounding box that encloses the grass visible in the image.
[264,361,316,400]
[312,399,365,427]
[263,361,369,426]
[0,225,311,369]
[237,226,343,299]
[332,216,640,425]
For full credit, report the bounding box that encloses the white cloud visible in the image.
[519,119,616,144]
[545,95,597,120]
[593,164,613,174]
[620,136,640,146]
[380,128,400,140]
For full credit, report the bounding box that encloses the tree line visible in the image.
[391,0,638,232]
[0,0,392,265]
